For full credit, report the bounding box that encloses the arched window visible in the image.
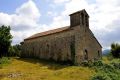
[98,50,100,57]
[84,49,88,60]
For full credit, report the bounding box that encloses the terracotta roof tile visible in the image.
[25,26,70,40]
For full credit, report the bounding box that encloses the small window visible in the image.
[84,49,88,60]
[98,51,100,57]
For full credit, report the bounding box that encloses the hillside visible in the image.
[0,58,95,80]
[102,49,110,56]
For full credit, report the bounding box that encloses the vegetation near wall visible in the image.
[81,58,120,80]
[81,42,120,80]
[9,44,21,57]
[91,59,120,80]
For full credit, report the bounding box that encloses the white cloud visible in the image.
[0,0,41,45]
[49,15,69,29]
[0,0,70,45]
[16,0,40,21]
[62,0,89,15]
[0,13,12,26]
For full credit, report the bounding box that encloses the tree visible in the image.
[0,25,12,57]
[8,44,21,57]
[111,43,120,58]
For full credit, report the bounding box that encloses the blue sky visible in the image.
[0,0,120,49]
[0,0,27,13]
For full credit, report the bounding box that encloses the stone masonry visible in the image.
[21,9,102,65]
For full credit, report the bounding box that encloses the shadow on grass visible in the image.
[0,74,4,80]
[16,57,72,70]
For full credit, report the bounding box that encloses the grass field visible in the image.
[0,58,95,80]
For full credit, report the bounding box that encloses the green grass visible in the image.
[0,58,95,80]
[0,57,11,69]
[0,57,119,80]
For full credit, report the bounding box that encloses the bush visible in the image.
[93,60,103,67]
[107,73,120,80]
[110,62,120,69]
[8,44,21,57]
[102,64,115,73]
[81,61,90,67]
[0,57,11,68]
[81,60,103,67]
[110,59,120,69]
[85,58,120,80]
[91,59,120,80]
[0,57,10,64]
[92,72,111,80]
[92,70,120,80]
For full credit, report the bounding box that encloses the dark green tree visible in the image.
[111,43,120,58]
[0,25,12,57]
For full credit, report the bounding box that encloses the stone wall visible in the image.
[74,25,102,64]
[21,28,76,63]
[21,25,102,65]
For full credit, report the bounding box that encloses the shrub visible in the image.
[110,59,120,69]
[8,44,21,57]
[93,60,103,67]
[102,64,115,73]
[92,70,120,80]
[107,73,120,80]
[90,58,120,80]
[81,60,103,67]
[111,62,120,69]
[0,57,10,64]
[91,72,111,80]
[81,61,89,67]
[0,57,11,68]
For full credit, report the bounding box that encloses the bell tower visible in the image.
[69,9,89,27]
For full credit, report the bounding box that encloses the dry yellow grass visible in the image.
[0,58,95,80]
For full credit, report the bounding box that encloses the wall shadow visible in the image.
[16,57,73,70]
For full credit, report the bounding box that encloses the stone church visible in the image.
[21,9,102,64]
